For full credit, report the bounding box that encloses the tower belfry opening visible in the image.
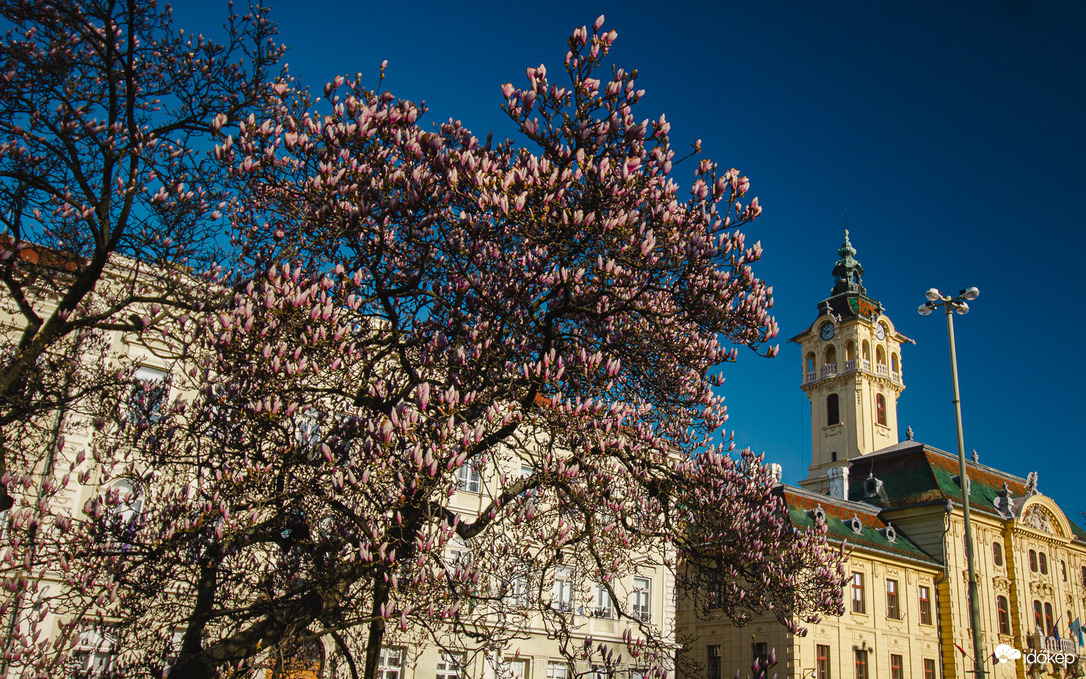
[790,232,910,493]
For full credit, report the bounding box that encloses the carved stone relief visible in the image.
[1022,505,1057,535]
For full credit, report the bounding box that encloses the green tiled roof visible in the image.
[778,487,939,566]
[845,442,1026,515]
[840,441,1085,543]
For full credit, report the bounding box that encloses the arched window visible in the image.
[1034,600,1044,632]
[1029,549,1038,572]
[826,394,840,426]
[876,345,886,367]
[993,542,1003,567]
[862,341,870,362]
[876,394,887,426]
[1039,552,1048,575]
[845,340,856,362]
[823,345,837,377]
[831,451,838,462]
[805,353,816,380]
[1045,602,1055,635]
[891,353,900,373]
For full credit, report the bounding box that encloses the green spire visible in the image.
[831,229,866,296]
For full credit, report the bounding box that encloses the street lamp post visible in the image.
[919,286,984,678]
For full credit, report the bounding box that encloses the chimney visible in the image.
[828,466,850,500]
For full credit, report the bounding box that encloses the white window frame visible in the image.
[436,651,464,679]
[552,566,575,612]
[631,577,652,622]
[593,582,613,618]
[294,409,323,449]
[70,624,117,678]
[511,574,529,608]
[446,536,470,570]
[546,661,570,679]
[107,478,143,548]
[501,657,529,679]
[129,365,168,425]
[378,647,403,679]
[457,463,481,493]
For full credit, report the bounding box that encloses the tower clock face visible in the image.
[820,322,835,340]
[875,323,886,340]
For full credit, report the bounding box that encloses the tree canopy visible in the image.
[0,5,844,679]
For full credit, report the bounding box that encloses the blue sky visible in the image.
[174,1,1086,514]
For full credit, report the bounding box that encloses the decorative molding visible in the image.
[1022,505,1055,534]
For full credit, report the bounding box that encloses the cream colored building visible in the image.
[680,233,1086,679]
[0,246,677,679]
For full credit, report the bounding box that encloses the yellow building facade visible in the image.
[680,234,1086,679]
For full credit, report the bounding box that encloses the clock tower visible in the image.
[792,232,910,493]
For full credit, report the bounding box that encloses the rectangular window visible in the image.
[502,658,529,679]
[446,537,469,569]
[707,569,722,609]
[886,579,901,619]
[552,566,574,612]
[510,575,529,608]
[632,577,652,622]
[854,649,868,679]
[436,652,464,679]
[707,645,722,679]
[817,645,831,679]
[752,643,769,669]
[997,595,1010,635]
[378,647,403,679]
[129,365,168,425]
[71,625,118,678]
[593,583,613,618]
[546,661,569,679]
[890,654,903,679]
[457,464,481,493]
[992,541,1003,567]
[1034,600,1044,632]
[851,572,866,614]
[923,659,936,679]
[1045,602,1055,635]
[1063,560,1068,582]
[919,585,932,625]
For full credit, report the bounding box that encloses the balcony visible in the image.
[1028,633,1077,654]
[821,363,837,378]
[805,371,816,384]
[843,359,857,372]
[876,364,888,376]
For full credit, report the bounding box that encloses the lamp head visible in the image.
[960,287,980,301]
[925,288,943,302]
[953,301,970,315]
[917,303,934,316]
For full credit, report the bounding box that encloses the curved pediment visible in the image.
[1016,497,1072,541]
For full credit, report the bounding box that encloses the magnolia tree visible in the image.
[1,8,845,679]
[0,0,284,511]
